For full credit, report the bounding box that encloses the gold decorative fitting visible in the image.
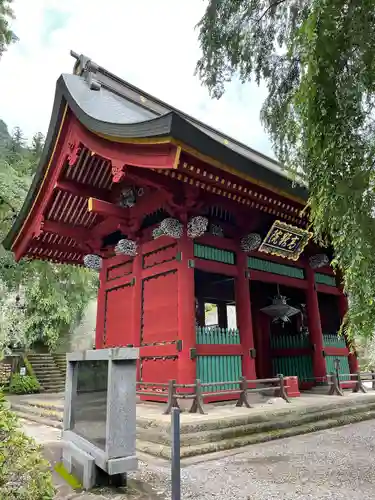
[189,179,193,184]
[254,192,258,197]
[177,173,182,180]
[217,189,222,195]
[238,185,242,191]
[233,183,237,189]
[228,193,232,199]
[233,195,237,201]
[183,162,188,169]
[197,168,200,174]
[171,172,176,178]
[207,185,211,191]
[215,176,219,181]
[227,181,231,187]
[190,165,194,171]
[203,171,207,176]
[221,178,225,184]
[184,176,188,182]
[209,173,213,179]
[212,187,216,193]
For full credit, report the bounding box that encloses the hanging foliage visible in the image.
[115,238,138,257]
[187,215,209,239]
[240,233,262,253]
[196,0,375,341]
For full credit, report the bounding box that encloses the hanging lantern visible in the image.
[187,216,209,239]
[240,233,262,252]
[210,223,224,237]
[309,253,329,269]
[159,218,183,238]
[83,254,102,271]
[115,239,138,257]
[260,285,301,326]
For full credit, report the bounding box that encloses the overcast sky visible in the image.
[0,0,273,156]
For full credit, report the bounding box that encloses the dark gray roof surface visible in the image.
[3,51,308,251]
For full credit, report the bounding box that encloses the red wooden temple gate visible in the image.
[3,51,358,400]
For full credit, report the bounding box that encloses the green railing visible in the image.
[325,355,351,381]
[315,273,336,287]
[323,334,347,349]
[270,334,311,350]
[196,326,240,345]
[272,355,314,382]
[194,243,235,264]
[248,257,305,280]
[197,355,242,392]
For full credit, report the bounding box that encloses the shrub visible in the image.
[9,374,40,395]
[0,392,55,499]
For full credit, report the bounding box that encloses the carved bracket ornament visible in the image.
[66,140,81,167]
[111,160,126,183]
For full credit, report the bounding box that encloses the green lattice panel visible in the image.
[270,334,310,349]
[196,327,240,345]
[323,334,347,348]
[325,355,351,381]
[194,244,235,264]
[197,355,242,392]
[315,273,336,286]
[272,355,314,382]
[248,257,305,279]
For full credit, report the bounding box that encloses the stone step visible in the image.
[35,374,64,382]
[11,402,63,423]
[13,409,63,429]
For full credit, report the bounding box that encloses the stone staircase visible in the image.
[10,397,63,429]
[27,353,65,393]
[52,353,67,380]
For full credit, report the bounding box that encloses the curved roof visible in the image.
[3,51,308,251]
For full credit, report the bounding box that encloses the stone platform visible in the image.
[9,390,375,461]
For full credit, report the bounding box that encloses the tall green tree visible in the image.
[0,0,16,59]
[0,121,97,353]
[196,0,375,341]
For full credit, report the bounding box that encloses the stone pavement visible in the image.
[20,420,165,499]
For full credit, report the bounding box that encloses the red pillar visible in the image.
[236,250,257,381]
[177,234,196,384]
[95,265,106,349]
[306,265,326,381]
[338,293,359,373]
[132,249,143,381]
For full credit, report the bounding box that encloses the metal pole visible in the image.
[171,407,181,500]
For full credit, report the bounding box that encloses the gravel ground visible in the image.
[132,420,375,500]
[21,418,375,499]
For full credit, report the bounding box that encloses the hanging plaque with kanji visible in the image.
[259,220,312,261]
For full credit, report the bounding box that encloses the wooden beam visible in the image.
[249,269,308,289]
[43,220,92,242]
[88,198,126,219]
[88,190,169,222]
[55,180,110,201]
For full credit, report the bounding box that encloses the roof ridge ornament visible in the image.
[70,50,101,91]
